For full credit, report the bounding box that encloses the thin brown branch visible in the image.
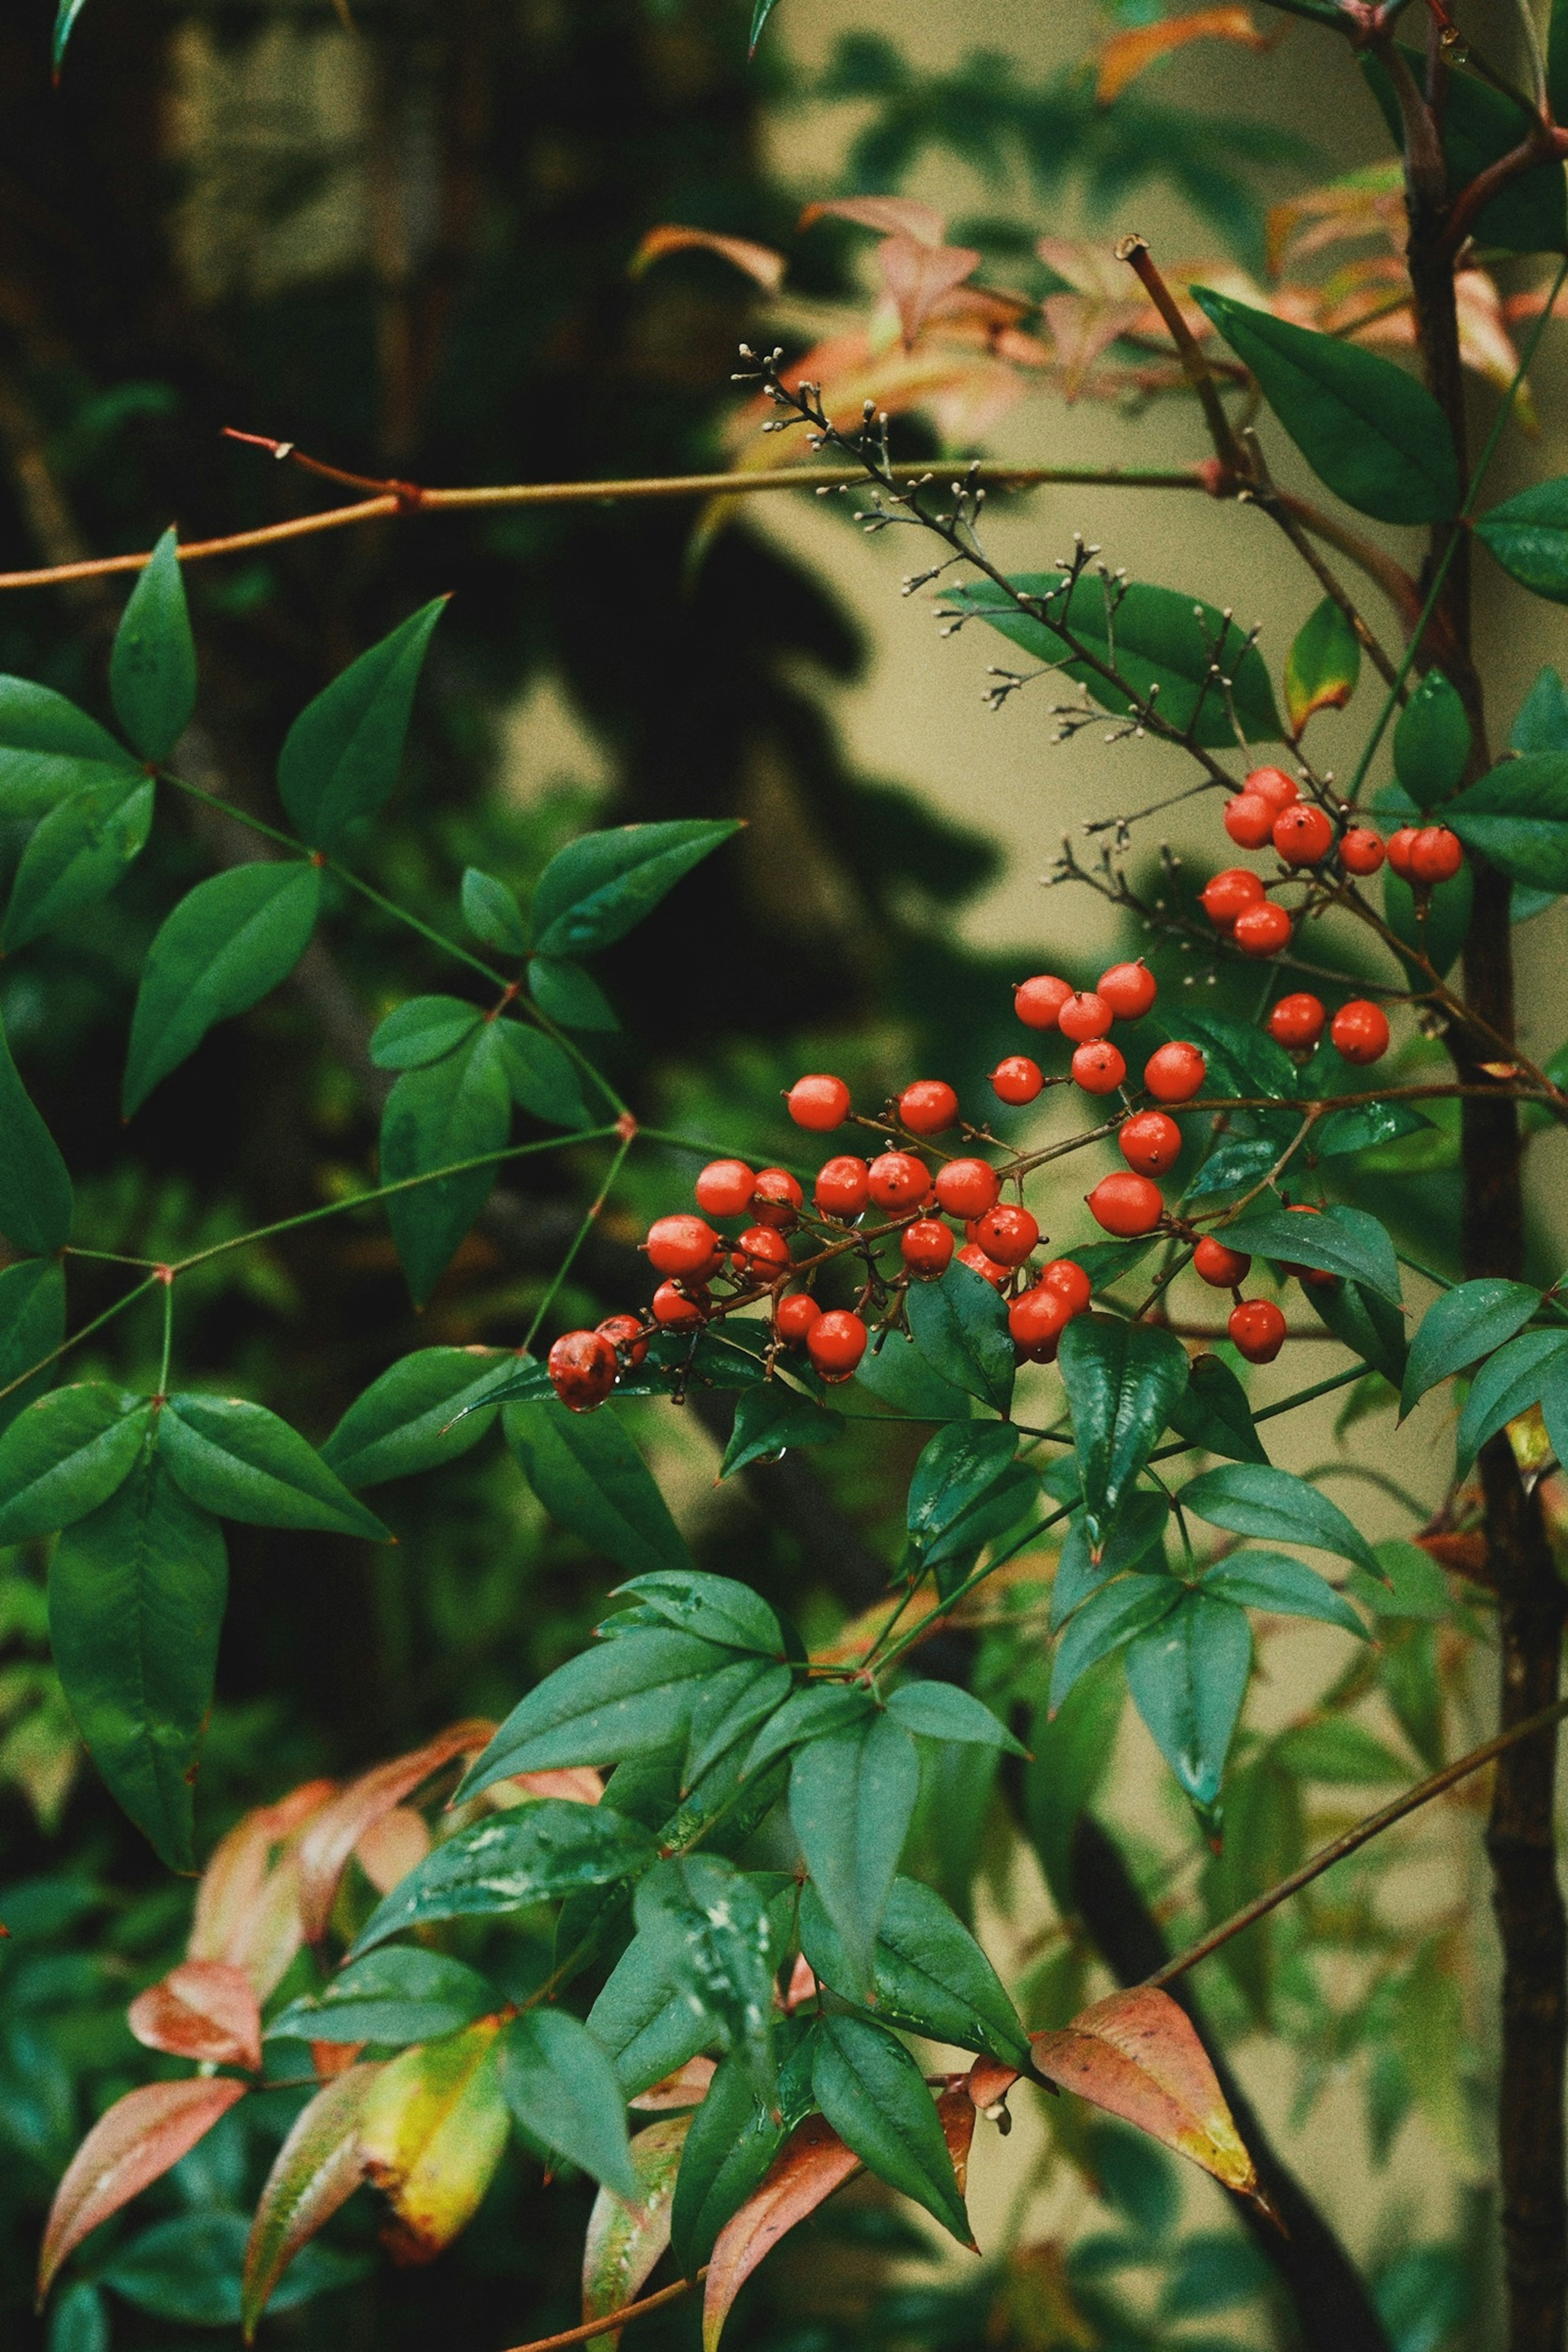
[1116,235,1246,481]
[499,2271,705,2352]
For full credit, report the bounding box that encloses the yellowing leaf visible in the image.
[295,1720,493,1943]
[38,2078,248,2299]
[630,227,786,294]
[1030,1988,1261,2204]
[359,2017,509,2263]
[242,2062,385,2338]
[1097,7,1270,106]
[582,2114,692,2352]
[188,1776,336,2000]
[127,1959,262,2073]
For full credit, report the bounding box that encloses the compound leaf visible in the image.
[460,1630,736,1798]
[0,1011,72,1255]
[1402,1279,1541,1417]
[1178,1461,1379,1575]
[0,1384,149,1545]
[241,2064,382,2337]
[5,773,154,949]
[320,1347,513,1487]
[789,1715,918,1993]
[905,1259,1015,1412]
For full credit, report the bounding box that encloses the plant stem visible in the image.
[520,1131,635,1354]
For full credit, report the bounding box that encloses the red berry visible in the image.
[1245,765,1299,814]
[751,1169,804,1229]
[1058,991,1113,1043]
[1386,826,1420,878]
[651,1280,706,1329]
[933,1158,1000,1220]
[548,1329,617,1412]
[1330,999,1390,1065]
[597,1314,649,1368]
[976,1203,1040,1267]
[1233,901,1293,958]
[992,1056,1044,1106]
[1281,1202,1336,1289]
[1338,827,1385,877]
[1118,1110,1182,1176]
[1229,1298,1287,1364]
[1193,1237,1251,1290]
[646,1214,723,1278]
[787,1074,851,1132]
[901,1218,955,1278]
[807,1309,869,1380]
[1097,960,1158,1020]
[1409,825,1463,884]
[958,1242,1011,1289]
[734,1224,791,1277]
[1144,1041,1207,1103]
[1086,1173,1164,1237]
[1014,973,1073,1031]
[1040,1258,1092,1315]
[775,1292,822,1343]
[899,1079,960,1136]
[1224,792,1275,850]
[1009,1282,1071,1362]
[695,1159,755,1218]
[1072,1040,1127,1095]
[1272,803,1334,865]
[1266,992,1325,1051]
[867,1151,928,1211]
[814,1155,870,1218]
[1200,868,1265,930]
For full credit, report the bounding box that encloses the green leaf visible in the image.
[278,599,445,853]
[49,1454,226,1869]
[1514,664,1568,754]
[749,0,781,55]
[268,1949,498,2046]
[493,1020,595,1128]
[1025,1657,1124,1911]
[907,1422,1018,1552]
[1166,1354,1267,1466]
[1185,1135,1286,1204]
[790,1714,919,1992]
[1216,1203,1401,1303]
[941,573,1281,749]
[1363,47,1568,255]
[739,1682,870,1779]
[885,1679,1025,1755]
[811,2015,969,2242]
[1314,1097,1432,1159]
[1273,1715,1410,1783]
[684,1659,793,1787]
[1552,0,1568,126]
[320,1347,513,1486]
[158,1394,391,1538]
[1049,1574,1176,1713]
[1178,1461,1380,1575]
[461,1629,736,1798]
[1174,1007,1297,1101]
[1201,1549,1367,1637]
[0,679,140,818]
[109,530,196,762]
[799,1876,1028,2067]
[0,1383,149,1542]
[47,2282,107,2352]
[504,1399,694,1580]
[669,2047,793,2274]
[720,1383,843,1475]
[1401,1278,1541,1416]
[1476,479,1568,607]
[531,822,741,958]
[634,1855,777,2096]
[0,1010,73,1254]
[349,1802,656,1958]
[1455,1329,1568,1472]
[1284,596,1360,736]
[241,2065,382,2333]
[1058,1315,1189,1551]
[906,1260,1014,1413]
[4,773,154,949]
[529,956,619,1032]
[1345,1538,1451,1622]
[1125,1590,1252,1815]
[853,1333,973,1421]
[53,0,92,76]
[500,2009,638,2200]
[369,996,483,1072]
[461,867,530,956]
[1051,1491,1169,1630]
[615,1569,780,1654]
[1307,1274,1409,1388]
[381,1025,512,1305]
[1394,669,1471,807]
[1446,754,1568,891]
[1191,286,1459,525]
[588,1927,721,2098]
[124,861,323,1116]
[0,1258,65,1434]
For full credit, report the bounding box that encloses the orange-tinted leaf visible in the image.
[1097,7,1268,105]
[781,1953,817,2013]
[1030,1987,1259,2203]
[965,2054,1020,2116]
[241,2061,384,2338]
[498,1766,604,1807]
[702,2114,862,2352]
[359,2016,508,2263]
[629,2058,715,2112]
[877,236,980,348]
[38,2077,247,2299]
[312,2039,366,2080]
[354,1806,430,1895]
[799,196,945,247]
[127,1960,262,2073]
[189,1777,336,2000]
[582,2114,692,2352]
[630,227,786,293]
[935,2087,978,2196]
[296,1722,492,1944]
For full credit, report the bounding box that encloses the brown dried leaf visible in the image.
[581,2114,692,2352]
[38,2078,248,2300]
[1030,1988,1260,2203]
[936,2087,978,2196]
[1097,7,1269,106]
[242,2062,384,2338]
[127,1959,263,2073]
[702,2115,862,2352]
[630,226,786,293]
[296,1721,493,1944]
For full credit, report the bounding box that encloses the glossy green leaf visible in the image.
[799,1875,1028,2067]
[369,995,483,1072]
[381,1024,512,1305]
[1216,1203,1401,1303]
[1201,1549,1366,1637]
[0,681,142,822]
[1192,286,1459,524]
[1125,1590,1252,1815]
[47,2282,107,2352]
[1058,1315,1189,1551]
[1476,479,1568,607]
[531,821,741,958]
[1284,595,1360,736]
[0,1257,65,1434]
[720,1382,842,1475]
[634,1855,777,2095]
[1456,1329,1568,1472]
[461,1629,735,1798]
[853,1332,973,1421]
[49,1454,226,1868]
[1178,1461,1379,1574]
[1314,1096,1432,1160]
[461,866,529,956]
[5,773,154,949]
[1363,46,1568,254]
[811,2015,969,2241]
[739,1682,869,1779]
[1394,668,1471,807]
[684,1660,793,1789]
[749,0,781,55]
[1401,1279,1541,1417]
[906,1259,1014,1413]
[589,1927,720,2098]
[1184,1136,1281,1203]
[1051,1491,1169,1630]
[1514,663,1568,755]
[320,1347,512,1486]
[906,1421,1018,1552]
[0,1011,73,1254]
[158,1393,390,1537]
[109,530,197,762]
[349,1802,656,1958]
[268,1949,497,2046]
[1025,1656,1124,1911]
[241,2063,383,2333]
[1345,1538,1452,1622]
[884,1679,1025,1755]
[493,1019,596,1128]
[920,1459,1037,1590]
[500,2009,638,2199]
[670,2045,798,2274]
[53,0,92,75]
[789,1713,918,1992]
[615,1569,780,1654]
[941,573,1281,748]
[0,1383,149,1543]
[1049,1573,1176,1714]
[1307,1274,1409,1387]
[124,861,323,1115]
[278,599,445,853]
[1446,754,1568,891]
[505,1399,694,1579]
[1166,1354,1267,1466]
[529,956,619,1031]
[1169,1005,1297,1099]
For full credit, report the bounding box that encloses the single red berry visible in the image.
[1409,825,1463,884]
[1014,973,1074,1031]
[1224,792,1275,850]
[901,1218,955,1278]
[1098,959,1158,1020]
[814,1155,870,1218]
[992,1055,1044,1106]
[1058,991,1113,1043]
[751,1169,804,1229]
[933,1158,1000,1220]
[775,1292,822,1343]
[1338,827,1385,877]
[1009,1282,1071,1362]
[1200,867,1265,930]
[1040,1258,1092,1315]
[899,1079,960,1136]
[1087,1172,1164,1237]
[646,1214,723,1278]
[597,1314,649,1368]
[807,1308,869,1380]
[695,1159,755,1218]
[734,1224,792,1277]
[1233,900,1293,958]
[1144,1041,1207,1103]
[1386,826,1420,878]
[958,1242,1011,1289]
[1118,1110,1183,1176]
[787,1074,851,1131]
[1266,992,1326,1051]
[548,1329,617,1412]
[1245,765,1299,814]
[1193,1237,1251,1290]
[867,1151,928,1210]
[976,1203,1040,1267]
[1330,999,1390,1065]
[1072,1039,1127,1095]
[1229,1298,1287,1364]
[1273,803,1334,866]
[651,1280,706,1328]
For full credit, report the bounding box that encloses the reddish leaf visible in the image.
[581,2115,691,2352]
[702,2114,861,2352]
[295,1721,493,1944]
[1096,7,1268,105]
[781,1953,817,2013]
[242,2061,385,2338]
[127,1959,263,2073]
[1030,1988,1260,2203]
[877,236,981,348]
[965,2054,1021,2116]
[312,2039,366,2080]
[354,1805,430,1895]
[508,1766,604,1805]
[936,2087,978,2197]
[38,2077,247,2299]
[189,1777,336,1999]
[629,2058,715,2112]
[799,196,946,248]
[630,227,785,293]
